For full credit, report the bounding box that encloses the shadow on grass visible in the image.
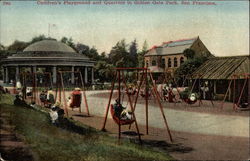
[56,117,99,136]
[122,131,144,136]
[144,140,193,153]
[127,139,193,154]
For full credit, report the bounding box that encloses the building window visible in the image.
[146,60,149,67]
[180,57,184,64]
[174,57,178,67]
[168,58,171,67]
[161,58,165,68]
[152,60,156,66]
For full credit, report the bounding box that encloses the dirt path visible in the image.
[68,110,249,160]
[0,106,35,161]
[64,90,249,160]
[77,91,249,138]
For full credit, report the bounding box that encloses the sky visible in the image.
[0,0,249,56]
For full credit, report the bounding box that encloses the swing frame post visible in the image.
[170,75,182,105]
[220,77,233,110]
[121,71,142,143]
[79,71,89,115]
[148,71,173,142]
[102,67,173,143]
[101,71,117,131]
[128,70,145,130]
[162,72,179,104]
[59,72,69,117]
[232,75,237,110]
[36,72,53,106]
[197,74,203,106]
[145,69,149,134]
[236,73,249,109]
[58,71,90,115]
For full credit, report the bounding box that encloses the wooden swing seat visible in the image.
[110,104,135,125]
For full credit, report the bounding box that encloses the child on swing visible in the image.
[113,99,133,120]
[69,88,82,109]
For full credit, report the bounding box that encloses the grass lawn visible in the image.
[0,94,173,161]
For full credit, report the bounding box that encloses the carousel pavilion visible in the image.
[1,40,95,85]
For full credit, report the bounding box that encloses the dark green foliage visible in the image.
[109,39,129,67]
[138,40,148,67]
[183,48,195,59]
[175,56,208,78]
[60,37,76,50]
[129,39,138,67]
[94,61,115,82]
[7,40,29,52]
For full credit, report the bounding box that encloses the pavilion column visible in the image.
[32,66,37,73]
[85,67,88,84]
[53,66,57,84]
[71,66,75,84]
[15,66,20,82]
[3,67,6,83]
[91,67,94,84]
[213,80,216,95]
[248,77,250,108]
[5,67,9,83]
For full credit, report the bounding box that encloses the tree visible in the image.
[94,61,115,82]
[30,35,47,44]
[7,40,29,52]
[0,44,5,50]
[109,39,130,67]
[138,40,148,67]
[183,49,195,59]
[75,43,89,54]
[60,37,76,50]
[129,39,138,67]
[174,56,208,78]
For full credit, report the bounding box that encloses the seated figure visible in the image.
[113,99,125,118]
[120,109,133,120]
[69,88,82,108]
[47,89,55,105]
[14,95,28,107]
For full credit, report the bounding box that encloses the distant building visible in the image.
[1,40,95,85]
[191,55,249,103]
[144,36,212,77]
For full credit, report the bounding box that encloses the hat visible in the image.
[74,87,81,91]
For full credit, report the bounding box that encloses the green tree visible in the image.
[129,39,138,67]
[7,40,29,52]
[60,37,76,50]
[138,40,148,67]
[109,39,130,67]
[174,56,208,78]
[30,35,47,44]
[94,61,115,82]
[183,48,195,59]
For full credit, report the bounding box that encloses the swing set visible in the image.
[55,71,90,117]
[101,68,173,143]
[220,73,249,111]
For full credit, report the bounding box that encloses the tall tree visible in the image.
[138,40,148,67]
[129,39,138,67]
[183,48,195,59]
[60,37,76,50]
[30,35,47,44]
[109,39,130,67]
[7,40,29,52]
